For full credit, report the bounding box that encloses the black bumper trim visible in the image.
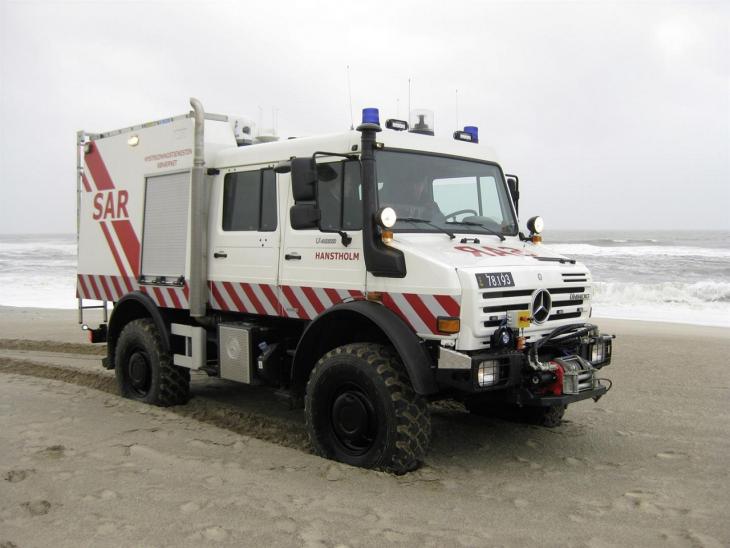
[518,384,608,407]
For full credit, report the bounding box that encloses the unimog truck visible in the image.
[76,99,613,473]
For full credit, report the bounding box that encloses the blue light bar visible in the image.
[362,108,380,126]
[463,126,479,143]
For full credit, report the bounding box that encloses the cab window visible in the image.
[316,160,362,231]
[222,169,277,231]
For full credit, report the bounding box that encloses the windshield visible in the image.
[375,151,519,237]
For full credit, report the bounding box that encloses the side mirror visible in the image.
[291,157,317,201]
[505,174,519,216]
[290,203,320,229]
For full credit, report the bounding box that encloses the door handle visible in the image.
[213,252,228,259]
[285,253,301,261]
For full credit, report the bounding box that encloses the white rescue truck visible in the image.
[77,99,613,473]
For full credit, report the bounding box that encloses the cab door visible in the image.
[278,160,365,320]
[207,166,281,315]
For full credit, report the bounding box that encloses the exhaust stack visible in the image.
[189,98,207,317]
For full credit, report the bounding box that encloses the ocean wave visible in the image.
[545,243,730,258]
[593,280,730,305]
[591,281,730,326]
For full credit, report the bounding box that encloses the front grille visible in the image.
[548,311,582,321]
[477,275,589,342]
[548,286,585,294]
[562,272,588,283]
[483,289,533,299]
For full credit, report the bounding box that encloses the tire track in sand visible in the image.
[0,355,310,452]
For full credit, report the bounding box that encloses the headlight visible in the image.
[477,360,499,387]
[591,342,604,363]
[376,206,397,228]
[526,215,544,234]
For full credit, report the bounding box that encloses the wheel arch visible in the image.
[107,291,170,369]
[291,300,438,396]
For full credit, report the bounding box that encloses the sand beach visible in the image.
[0,307,728,547]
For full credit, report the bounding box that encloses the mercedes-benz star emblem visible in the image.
[530,289,552,324]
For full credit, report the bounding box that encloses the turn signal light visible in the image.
[531,234,543,244]
[366,291,383,302]
[381,229,394,244]
[437,317,460,334]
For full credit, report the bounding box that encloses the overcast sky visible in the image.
[0,0,727,233]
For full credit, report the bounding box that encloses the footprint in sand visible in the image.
[201,526,228,542]
[3,469,33,483]
[36,445,65,459]
[21,500,51,516]
[0,541,19,548]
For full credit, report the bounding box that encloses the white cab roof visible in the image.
[211,129,500,169]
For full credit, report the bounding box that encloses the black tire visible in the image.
[305,343,430,474]
[529,404,566,427]
[115,318,190,407]
[466,400,566,427]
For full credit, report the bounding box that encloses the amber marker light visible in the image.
[381,229,394,244]
[366,291,383,302]
[437,317,460,334]
[531,234,543,244]
[516,336,526,350]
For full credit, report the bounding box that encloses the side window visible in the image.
[315,160,362,231]
[317,163,343,231]
[343,161,362,229]
[222,168,277,231]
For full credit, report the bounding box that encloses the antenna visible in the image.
[346,65,354,130]
[408,77,412,118]
[455,88,459,129]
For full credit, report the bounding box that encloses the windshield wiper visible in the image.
[398,217,455,240]
[445,221,505,241]
[533,256,576,264]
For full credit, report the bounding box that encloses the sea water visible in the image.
[1,231,728,327]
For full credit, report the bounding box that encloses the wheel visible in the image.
[115,318,190,407]
[527,404,566,427]
[305,343,430,474]
[466,400,566,427]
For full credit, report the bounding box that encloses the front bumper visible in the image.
[435,327,613,404]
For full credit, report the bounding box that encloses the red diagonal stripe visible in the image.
[211,282,229,311]
[349,289,363,299]
[110,276,124,299]
[99,222,129,280]
[84,142,115,190]
[282,286,305,318]
[153,287,167,307]
[434,295,460,317]
[324,288,342,305]
[81,173,92,192]
[223,282,246,312]
[242,283,266,315]
[183,284,190,300]
[87,275,102,300]
[168,288,182,309]
[98,275,113,301]
[260,284,281,315]
[301,286,325,314]
[404,293,437,333]
[111,220,141,277]
[77,275,89,299]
